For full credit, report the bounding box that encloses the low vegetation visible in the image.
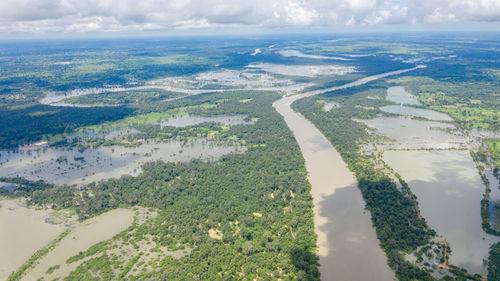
[7,229,70,281]
[0,104,133,149]
[5,91,321,280]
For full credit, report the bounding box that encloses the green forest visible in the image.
[293,86,454,281]
[1,34,499,280]
[4,90,321,280]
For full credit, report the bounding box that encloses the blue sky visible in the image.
[0,0,499,37]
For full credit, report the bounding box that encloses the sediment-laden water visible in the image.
[272,67,422,280]
[384,150,500,276]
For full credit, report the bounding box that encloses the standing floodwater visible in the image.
[0,140,242,185]
[385,86,421,105]
[384,150,500,276]
[381,86,453,121]
[274,97,395,280]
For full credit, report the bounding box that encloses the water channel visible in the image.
[384,150,500,276]
[272,67,423,280]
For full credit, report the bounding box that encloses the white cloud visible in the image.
[282,0,319,25]
[0,0,499,34]
[344,0,377,14]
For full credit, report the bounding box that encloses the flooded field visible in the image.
[380,105,453,121]
[323,102,339,112]
[41,69,312,106]
[21,208,138,281]
[381,86,452,121]
[0,199,70,280]
[144,69,313,94]
[158,114,253,128]
[0,140,242,186]
[271,68,429,280]
[277,50,351,61]
[40,87,125,105]
[384,150,500,276]
[359,116,468,149]
[486,170,500,228]
[103,127,141,141]
[385,86,421,105]
[247,63,357,77]
[66,127,141,142]
[152,69,299,90]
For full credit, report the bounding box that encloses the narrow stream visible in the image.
[273,66,422,280]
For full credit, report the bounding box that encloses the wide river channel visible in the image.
[273,66,423,280]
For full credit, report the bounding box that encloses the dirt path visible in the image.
[438,240,452,270]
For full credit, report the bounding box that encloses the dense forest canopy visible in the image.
[0,34,498,280]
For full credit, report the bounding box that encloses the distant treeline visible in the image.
[0,104,133,149]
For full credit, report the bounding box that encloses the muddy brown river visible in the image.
[273,66,422,280]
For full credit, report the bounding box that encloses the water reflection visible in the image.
[0,140,243,186]
[486,170,500,228]
[380,105,453,121]
[384,150,500,276]
[158,115,253,128]
[382,86,452,121]
[358,116,468,149]
[385,86,421,106]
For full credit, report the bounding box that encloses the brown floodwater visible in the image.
[21,208,136,281]
[384,150,500,276]
[272,67,422,280]
[0,199,68,280]
[0,140,242,186]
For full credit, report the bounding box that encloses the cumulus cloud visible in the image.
[0,0,499,33]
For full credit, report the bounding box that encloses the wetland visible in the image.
[384,150,499,276]
[0,139,243,186]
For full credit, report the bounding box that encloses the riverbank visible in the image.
[272,68,423,280]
